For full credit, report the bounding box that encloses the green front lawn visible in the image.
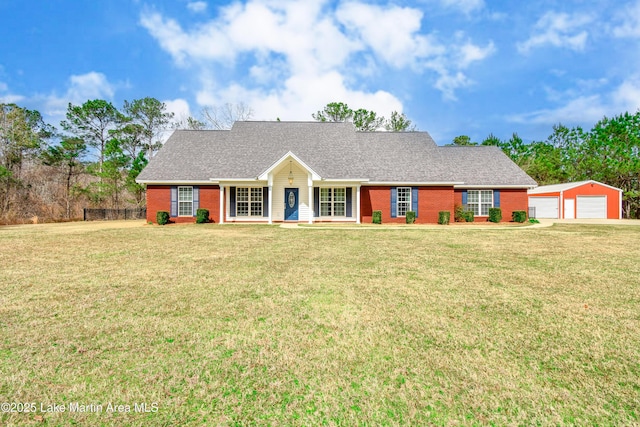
[1,222,639,425]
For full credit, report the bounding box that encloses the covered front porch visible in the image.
[216,152,365,224]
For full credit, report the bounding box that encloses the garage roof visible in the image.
[528,180,622,194]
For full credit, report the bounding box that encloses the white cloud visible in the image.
[140,0,494,111]
[456,40,496,68]
[508,77,640,126]
[161,98,192,139]
[0,94,25,104]
[434,71,471,101]
[187,1,207,13]
[509,95,607,125]
[0,72,116,126]
[440,0,484,14]
[139,12,235,65]
[612,0,640,38]
[541,78,608,103]
[419,0,484,14]
[65,72,114,104]
[37,72,116,124]
[518,12,593,53]
[196,70,403,122]
[0,82,25,104]
[140,2,356,72]
[335,2,443,68]
[612,76,640,112]
[163,98,192,120]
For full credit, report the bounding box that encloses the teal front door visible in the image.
[284,188,298,220]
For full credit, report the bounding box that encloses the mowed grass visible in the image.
[1,221,639,426]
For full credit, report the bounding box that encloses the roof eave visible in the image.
[137,179,219,185]
[213,178,266,183]
[367,181,464,186]
[319,178,370,183]
[456,184,537,189]
[529,179,622,194]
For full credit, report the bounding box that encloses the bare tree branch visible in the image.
[201,103,254,130]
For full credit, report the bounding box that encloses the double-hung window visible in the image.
[178,186,193,216]
[320,187,346,216]
[467,190,493,216]
[397,187,411,217]
[236,187,263,217]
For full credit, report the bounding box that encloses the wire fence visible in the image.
[83,208,147,221]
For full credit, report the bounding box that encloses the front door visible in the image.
[284,188,299,220]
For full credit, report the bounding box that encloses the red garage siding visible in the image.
[360,186,455,224]
[146,185,220,224]
[530,181,621,219]
[565,183,619,219]
[454,189,529,222]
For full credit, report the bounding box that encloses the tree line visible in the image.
[1,97,638,222]
[450,111,640,218]
[1,98,191,223]
[0,99,265,223]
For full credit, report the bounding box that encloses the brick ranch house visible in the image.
[136,121,537,224]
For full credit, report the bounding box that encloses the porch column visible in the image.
[308,177,314,224]
[356,185,361,224]
[219,185,225,224]
[268,184,273,224]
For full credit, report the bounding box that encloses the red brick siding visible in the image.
[418,187,455,223]
[454,189,528,222]
[145,185,220,224]
[360,186,455,224]
[499,189,529,222]
[199,186,221,223]
[146,185,170,223]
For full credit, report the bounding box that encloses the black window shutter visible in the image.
[493,190,501,207]
[263,187,269,217]
[314,187,319,217]
[346,187,353,217]
[229,187,236,217]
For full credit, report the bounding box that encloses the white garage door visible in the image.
[577,196,606,218]
[529,197,559,218]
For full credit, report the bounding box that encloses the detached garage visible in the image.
[528,180,622,219]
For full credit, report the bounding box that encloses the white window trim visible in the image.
[178,186,193,217]
[236,187,264,217]
[397,187,411,217]
[319,187,347,217]
[468,190,493,216]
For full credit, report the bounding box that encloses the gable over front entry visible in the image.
[216,153,364,224]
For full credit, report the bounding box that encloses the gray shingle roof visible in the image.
[137,121,537,186]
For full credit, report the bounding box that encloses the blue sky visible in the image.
[1,0,639,145]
